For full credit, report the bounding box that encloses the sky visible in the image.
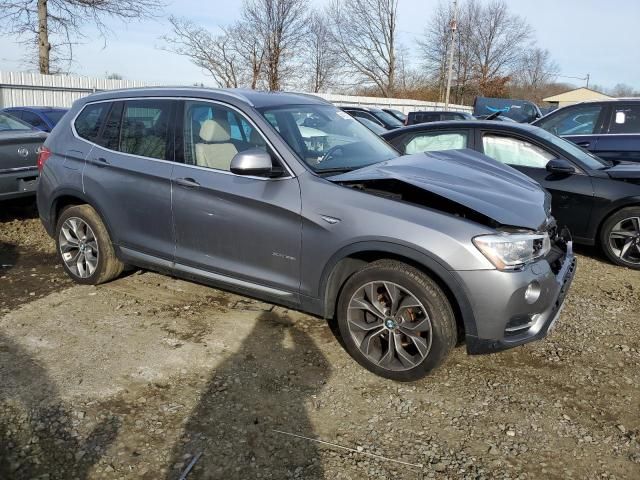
[0,0,638,91]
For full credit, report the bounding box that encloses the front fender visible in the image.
[316,240,478,337]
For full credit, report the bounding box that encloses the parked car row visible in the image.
[32,88,577,381]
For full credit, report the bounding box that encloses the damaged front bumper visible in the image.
[460,235,577,355]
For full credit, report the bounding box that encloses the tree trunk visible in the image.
[37,0,51,74]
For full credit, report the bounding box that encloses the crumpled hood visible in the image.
[604,161,640,180]
[329,149,550,230]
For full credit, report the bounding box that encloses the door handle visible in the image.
[175,177,201,188]
[576,141,591,148]
[92,157,110,167]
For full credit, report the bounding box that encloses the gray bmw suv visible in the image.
[37,88,576,381]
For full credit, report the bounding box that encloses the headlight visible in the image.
[473,232,551,270]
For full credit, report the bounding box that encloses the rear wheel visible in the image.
[601,207,640,269]
[55,204,124,284]
[336,260,457,382]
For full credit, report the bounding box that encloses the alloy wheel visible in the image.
[609,216,640,265]
[346,281,432,372]
[59,217,99,278]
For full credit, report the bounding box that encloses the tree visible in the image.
[609,83,637,97]
[162,16,242,88]
[466,0,532,95]
[515,47,559,90]
[420,0,535,104]
[242,0,308,91]
[302,10,341,93]
[0,0,164,74]
[329,0,399,97]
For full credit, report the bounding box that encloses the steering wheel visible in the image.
[318,145,344,164]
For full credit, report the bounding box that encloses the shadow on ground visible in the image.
[0,197,39,222]
[0,241,19,274]
[166,310,331,479]
[0,333,120,479]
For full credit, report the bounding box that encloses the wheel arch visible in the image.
[48,189,118,245]
[594,199,640,245]
[319,241,478,338]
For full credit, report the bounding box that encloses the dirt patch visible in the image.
[0,200,639,479]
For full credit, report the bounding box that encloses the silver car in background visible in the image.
[0,112,46,201]
[36,88,576,381]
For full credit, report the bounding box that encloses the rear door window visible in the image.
[21,111,47,129]
[119,100,174,160]
[609,105,640,134]
[75,103,109,142]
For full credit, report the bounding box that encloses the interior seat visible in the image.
[195,118,238,170]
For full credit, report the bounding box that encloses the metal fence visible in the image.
[0,70,472,113]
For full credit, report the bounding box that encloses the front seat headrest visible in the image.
[199,118,231,142]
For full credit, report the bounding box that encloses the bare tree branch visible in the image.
[329,0,399,97]
[0,0,165,74]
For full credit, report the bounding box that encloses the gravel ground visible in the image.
[1,198,639,480]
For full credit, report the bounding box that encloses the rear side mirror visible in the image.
[230,149,274,176]
[546,158,575,174]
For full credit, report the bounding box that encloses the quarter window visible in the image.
[119,100,173,160]
[536,105,602,135]
[482,134,555,168]
[610,105,640,134]
[75,103,108,142]
[184,101,267,171]
[404,131,468,154]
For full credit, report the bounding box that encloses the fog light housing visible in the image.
[524,281,541,304]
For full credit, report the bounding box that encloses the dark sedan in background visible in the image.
[0,112,47,200]
[406,110,474,125]
[533,99,640,164]
[382,121,640,269]
[340,106,404,130]
[1,106,67,133]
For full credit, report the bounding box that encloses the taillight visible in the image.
[37,146,51,171]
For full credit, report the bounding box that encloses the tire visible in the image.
[336,260,457,382]
[55,204,124,284]
[600,206,640,270]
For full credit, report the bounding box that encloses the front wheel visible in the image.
[600,207,640,269]
[336,260,457,382]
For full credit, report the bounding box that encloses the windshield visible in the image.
[258,104,399,173]
[0,112,34,132]
[44,110,67,125]
[532,127,609,169]
[372,109,403,128]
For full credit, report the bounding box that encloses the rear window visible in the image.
[0,112,34,132]
[119,100,173,160]
[44,110,67,125]
[610,105,640,134]
[75,103,108,142]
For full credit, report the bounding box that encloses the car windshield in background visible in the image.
[258,104,398,173]
[372,109,404,128]
[0,112,34,132]
[44,110,67,125]
[533,127,609,169]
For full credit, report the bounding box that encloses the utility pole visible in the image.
[444,0,458,110]
[586,73,590,88]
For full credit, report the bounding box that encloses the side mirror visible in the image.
[230,149,274,176]
[546,158,575,174]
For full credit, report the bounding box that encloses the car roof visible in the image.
[4,106,67,112]
[75,87,331,109]
[341,106,383,112]
[409,110,469,115]
[380,120,537,138]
